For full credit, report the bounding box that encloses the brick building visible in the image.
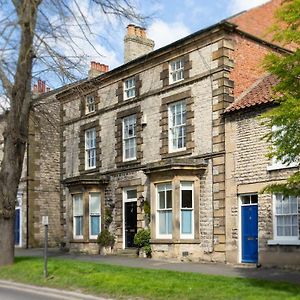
[57,0,299,266]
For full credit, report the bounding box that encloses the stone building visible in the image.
[225,75,300,267]
[57,0,295,264]
[0,81,62,248]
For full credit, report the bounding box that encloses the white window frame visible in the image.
[122,115,136,161]
[85,128,96,170]
[180,182,194,239]
[89,193,101,239]
[169,58,184,84]
[85,95,95,114]
[272,194,299,242]
[267,126,298,171]
[124,77,136,100]
[168,100,186,152]
[73,194,83,239]
[156,182,172,239]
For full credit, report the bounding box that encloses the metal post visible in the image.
[44,224,48,278]
[42,216,48,278]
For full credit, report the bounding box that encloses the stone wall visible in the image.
[60,28,229,261]
[225,108,300,268]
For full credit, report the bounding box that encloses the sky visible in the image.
[0,0,271,106]
[82,0,270,72]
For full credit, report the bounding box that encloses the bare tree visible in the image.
[0,0,145,266]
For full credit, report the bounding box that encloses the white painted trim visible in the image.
[89,193,101,240]
[267,240,300,245]
[272,194,299,241]
[180,181,194,239]
[73,194,83,240]
[156,182,173,239]
[122,188,137,249]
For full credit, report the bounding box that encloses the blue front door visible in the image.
[14,209,20,246]
[242,205,258,263]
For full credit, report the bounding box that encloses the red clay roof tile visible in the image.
[225,74,279,113]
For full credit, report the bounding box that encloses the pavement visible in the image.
[15,248,300,285]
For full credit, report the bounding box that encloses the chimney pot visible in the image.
[124,24,154,63]
[88,61,109,79]
[127,24,136,36]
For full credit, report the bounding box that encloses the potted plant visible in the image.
[134,229,151,258]
[97,229,115,255]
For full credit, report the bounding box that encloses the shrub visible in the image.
[97,229,115,247]
[134,229,151,257]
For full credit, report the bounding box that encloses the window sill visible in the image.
[267,240,300,246]
[162,149,192,159]
[266,164,298,171]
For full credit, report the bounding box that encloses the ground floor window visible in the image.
[73,194,83,239]
[274,194,299,240]
[180,182,194,238]
[89,193,101,239]
[156,183,172,238]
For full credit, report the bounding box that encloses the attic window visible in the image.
[169,58,184,84]
[86,95,95,114]
[124,77,136,100]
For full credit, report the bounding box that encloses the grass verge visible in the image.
[0,257,299,299]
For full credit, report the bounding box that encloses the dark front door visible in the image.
[14,208,20,246]
[242,205,258,263]
[125,201,137,248]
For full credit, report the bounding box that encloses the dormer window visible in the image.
[169,58,184,84]
[86,95,95,114]
[124,77,136,100]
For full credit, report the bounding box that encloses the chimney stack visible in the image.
[88,61,109,79]
[32,79,50,95]
[124,24,154,63]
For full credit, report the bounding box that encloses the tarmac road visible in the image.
[0,280,110,300]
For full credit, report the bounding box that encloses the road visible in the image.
[0,280,110,300]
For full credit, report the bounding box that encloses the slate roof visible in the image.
[225,74,279,113]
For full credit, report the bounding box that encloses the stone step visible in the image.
[116,248,138,257]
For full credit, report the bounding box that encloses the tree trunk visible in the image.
[0,0,40,266]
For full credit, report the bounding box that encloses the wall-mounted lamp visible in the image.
[138,195,145,207]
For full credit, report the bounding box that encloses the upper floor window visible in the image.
[86,95,95,114]
[124,77,136,100]
[168,100,186,152]
[73,194,83,239]
[169,58,184,84]
[180,182,194,239]
[273,194,299,241]
[89,193,101,239]
[267,126,298,171]
[122,115,136,161]
[85,128,96,169]
[156,183,172,238]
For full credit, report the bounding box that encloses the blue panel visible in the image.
[14,209,20,245]
[91,216,100,236]
[242,205,258,263]
[181,211,192,234]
